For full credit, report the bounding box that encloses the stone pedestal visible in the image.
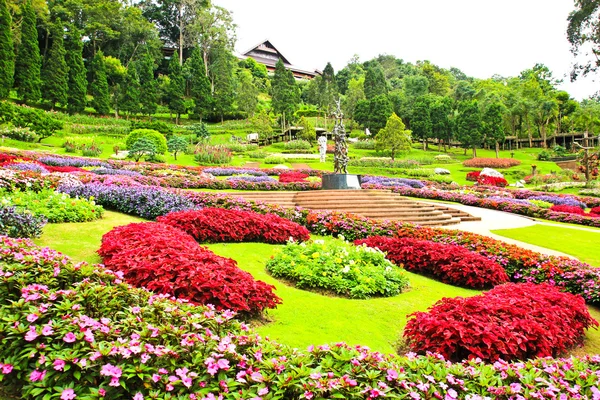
[321,174,362,190]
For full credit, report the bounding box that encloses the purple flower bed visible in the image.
[6,162,49,174]
[0,205,46,238]
[58,183,198,219]
[361,176,426,188]
[204,167,267,176]
[487,196,534,206]
[225,175,278,183]
[38,156,111,169]
[529,195,587,209]
[92,168,143,177]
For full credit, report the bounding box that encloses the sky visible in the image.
[214,0,598,100]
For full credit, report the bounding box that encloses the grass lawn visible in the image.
[31,211,600,356]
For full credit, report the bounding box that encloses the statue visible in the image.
[317,135,327,163]
[332,99,349,174]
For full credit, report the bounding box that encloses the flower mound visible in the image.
[463,158,521,168]
[404,283,598,362]
[278,172,309,183]
[550,204,586,215]
[355,236,509,289]
[157,208,310,244]
[98,222,281,315]
[266,239,410,299]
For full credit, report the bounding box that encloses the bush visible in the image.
[99,222,281,314]
[466,170,480,182]
[477,175,508,187]
[264,155,285,164]
[0,205,46,238]
[203,110,248,122]
[550,204,586,215]
[591,206,600,215]
[348,158,420,169]
[157,208,310,244]
[0,101,63,139]
[537,150,552,161]
[355,236,509,289]
[404,283,598,362]
[284,139,312,151]
[434,154,453,163]
[279,172,309,183]
[130,120,173,137]
[463,158,521,168]
[247,150,269,159]
[62,139,78,153]
[266,239,410,299]
[352,140,376,150]
[1,188,104,223]
[193,144,232,165]
[221,142,258,153]
[80,143,103,157]
[0,125,39,142]
[125,129,168,154]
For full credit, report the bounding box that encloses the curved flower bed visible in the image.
[360,175,426,188]
[225,175,278,183]
[355,236,509,289]
[266,239,410,298]
[404,283,598,362]
[98,222,280,315]
[3,237,600,398]
[156,208,310,244]
[278,171,309,183]
[463,157,521,168]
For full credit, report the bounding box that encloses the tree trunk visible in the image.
[472,146,477,158]
[526,118,532,148]
[178,4,184,65]
[422,140,426,151]
[495,141,500,158]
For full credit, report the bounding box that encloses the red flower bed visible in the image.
[463,158,521,168]
[98,222,281,315]
[465,171,480,182]
[477,175,508,187]
[550,205,586,215]
[279,172,309,183]
[404,283,598,362]
[590,206,600,215]
[157,208,310,244]
[354,236,508,289]
[43,165,89,173]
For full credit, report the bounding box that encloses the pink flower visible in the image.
[42,325,54,336]
[29,369,46,382]
[25,326,39,342]
[166,384,174,392]
[60,388,76,400]
[152,374,161,383]
[133,393,144,400]
[53,359,66,371]
[386,369,398,381]
[0,364,13,374]
[98,388,106,397]
[258,387,269,396]
[109,376,120,387]
[63,332,77,343]
[27,313,38,322]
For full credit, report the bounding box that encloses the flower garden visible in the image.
[3,149,600,398]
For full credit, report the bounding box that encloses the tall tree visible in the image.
[166,51,186,123]
[568,0,600,83]
[363,64,387,100]
[119,65,141,117]
[318,62,337,113]
[15,0,41,103]
[456,100,483,157]
[411,96,433,150]
[209,46,236,123]
[42,22,69,110]
[137,53,158,117]
[0,0,14,99]
[482,101,506,158]
[236,68,258,120]
[343,77,365,119]
[190,4,235,75]
[89,51,111,115]
[186,46,211,120]
[375,112,412,160]
[65,30,87,114]
[271,58,300,130]
[430,96,453,150]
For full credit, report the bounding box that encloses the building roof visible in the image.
[238,39,319,79]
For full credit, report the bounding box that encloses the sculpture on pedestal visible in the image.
[332,99,348,174]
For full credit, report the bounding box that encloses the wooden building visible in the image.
[238,39,320,80]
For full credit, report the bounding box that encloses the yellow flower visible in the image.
[312,252,320,259]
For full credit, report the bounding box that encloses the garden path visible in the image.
[291,163,312,170]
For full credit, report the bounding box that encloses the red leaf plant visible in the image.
[476,175,508,187]
[278,172,309,183]
[355,236,509,289]
[157,208,310,244]
[465,171,480,182]
[98,222,281,315]
[550,205,586,215]
[404,282,598,362]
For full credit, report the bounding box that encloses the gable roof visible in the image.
[241,39,292,67]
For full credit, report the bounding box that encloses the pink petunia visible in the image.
[63,332,77,343]
[60,388,76,400]
[53,359,66,371]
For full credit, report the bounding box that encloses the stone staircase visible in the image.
[235,190,481,226]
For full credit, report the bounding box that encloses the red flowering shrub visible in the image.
[43,165,89,173]
[463,158,521,168]
[465,171,480,182]
[354,236,508,289]
[0,154,20,164]
[404,283,598,362]
[550,205,586,215]
[279,172,309,183]
[157,208,310,244]
[98,222,281,315]
[590,206,600,215]
[477,175,508,187]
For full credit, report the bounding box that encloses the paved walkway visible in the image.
[423,201,599,258]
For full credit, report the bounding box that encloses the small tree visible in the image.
[128,137,157,162]
[250,109,274,143]
[42,23,69,110]
[167,136,188,160]
[376,113,412,160]
[0,0,14,100]
[236,68,259,120]
[298,116,316,142]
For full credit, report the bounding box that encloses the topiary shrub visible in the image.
[157,208,310,244]
[125,129,167,154]
[130,120,173,137]
[355,236,509,289]
[403,282,598,362]
[98,222,281,315]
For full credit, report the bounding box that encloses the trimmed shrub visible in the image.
[130,120,173,137]
[0,125,39,142]
[125,129,167,154]
[0,101,63,139]
[404,283,598,362]
[284,139,312,151]
[355,236,508,289]
[99,222,281,315]
[463,158,521,168]
[266,239,410,299]
[156,208,310,244]
[0,205,46,237]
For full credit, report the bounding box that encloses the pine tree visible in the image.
[65,30,87,114]
[167,51,186,124]
[271,59,300,129]
[137,54,158,117]
[15,0,42,103]
[119,65,141,117]
[0,0,14,99]
[456,100,483,157]
[90,51,111,115]
[42,23,68,110]
[363,64,387,100]
[186,47,211,120]
[210,46,236,124]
